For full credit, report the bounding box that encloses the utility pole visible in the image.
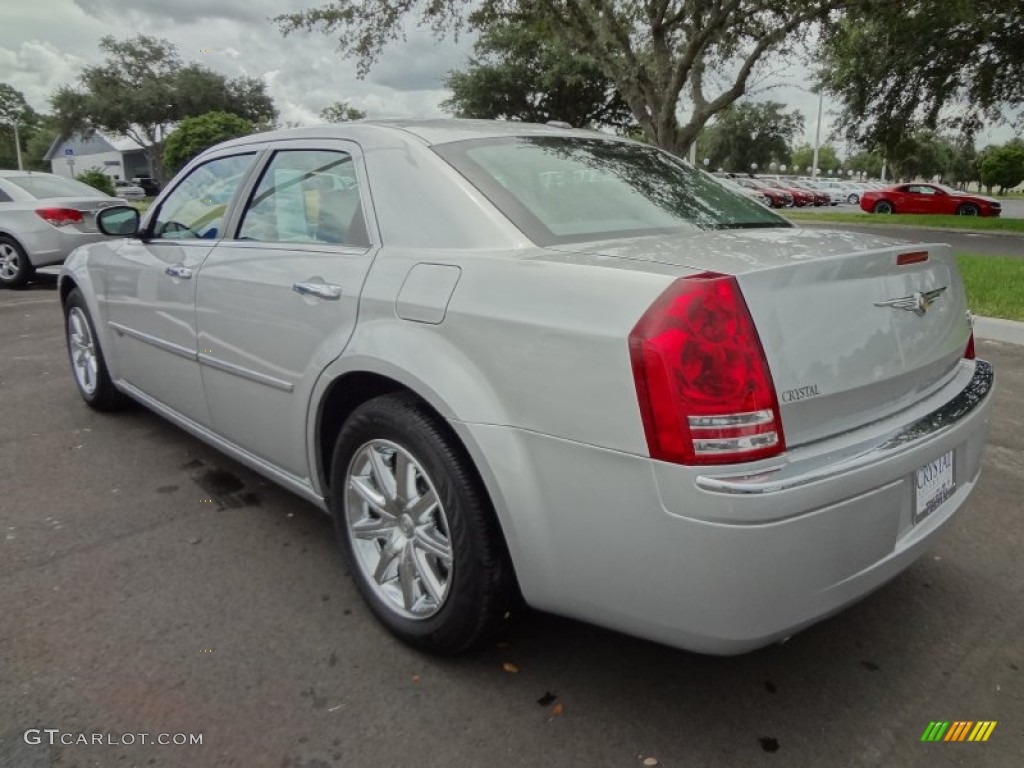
[13,121,23,170]
[811,90,823,178]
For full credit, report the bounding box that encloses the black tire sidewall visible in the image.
[328,395,511,653]
[63,288,122,409]
[0,235,33,288]
[874,201,893,214]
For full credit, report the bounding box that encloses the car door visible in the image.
[104,151,258,425]
[922,185,955,214]
[193,143,379,478]
[903,184,936,214]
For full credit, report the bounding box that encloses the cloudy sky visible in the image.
[0,0,1013,153]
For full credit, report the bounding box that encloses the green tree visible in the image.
[980,141,1024,195]
[320,101,367,123]
[790,143,841,174]
[844,150,884,179]
[52,35,276,182]
[701,101,804,172]
[887,129,955,182]
[75,168,116,196]
[942,139,979,189]
[163,112,254,174]
[820,0,1024,153]
[276,1,867,157]
[442,17,633,130]
[0,83,38,170]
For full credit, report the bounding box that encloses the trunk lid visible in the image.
[551,227,972,447]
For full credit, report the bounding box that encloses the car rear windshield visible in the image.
[5,174,108,199]
[434,136,789,245]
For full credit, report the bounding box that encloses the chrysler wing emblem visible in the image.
[875,287,947,316]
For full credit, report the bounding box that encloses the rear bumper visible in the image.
[458,359,994,654]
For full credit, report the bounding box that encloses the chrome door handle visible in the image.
[293,281,342,300]
[165,264,193,279]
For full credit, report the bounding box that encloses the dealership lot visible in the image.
[1,279,1022,768]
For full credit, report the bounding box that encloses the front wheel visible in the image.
[329,394,518,654]
[847,193,859,204]
[0,235,34,289]
[873,200,895,214]
[63,288,126,410]
[957,203,980,216]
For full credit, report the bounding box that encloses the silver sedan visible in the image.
[0,170,125,288]
[58,120,994,655]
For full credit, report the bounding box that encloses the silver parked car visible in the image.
[0,170,126,288]
[113,179,146,200]
[59,120,994,655]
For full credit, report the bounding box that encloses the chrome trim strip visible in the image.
[689,410,774,429]
[198,353,295,393]
[107,321,196,361]
[114,380,326,510]
[696,360,994,495]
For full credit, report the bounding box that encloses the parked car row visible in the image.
[712,172,881,208]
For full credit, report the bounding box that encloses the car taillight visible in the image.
[35,207,84,227]
[965,329,976,360]
[629,273,786,465]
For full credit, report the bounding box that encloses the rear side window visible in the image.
[5,174,109,199]
[434,136,787,245]
[0,186,11,203]
[237,150,369,247]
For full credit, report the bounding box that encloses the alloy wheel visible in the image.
[67,306,99,395]
[344,440,453,619]
[0,242,21,281]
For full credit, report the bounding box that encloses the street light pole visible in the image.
[13,121,23,171]
[811,90,823,178]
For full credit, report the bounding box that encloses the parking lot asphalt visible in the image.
[2,278,1022,768]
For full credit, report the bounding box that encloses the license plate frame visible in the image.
[914,450,956,523]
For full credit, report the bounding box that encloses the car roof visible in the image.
[0,169,62,178]
[214,118,624,152]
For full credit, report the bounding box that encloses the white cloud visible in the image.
[0,0,472,125]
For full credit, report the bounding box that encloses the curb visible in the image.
[975,316,1024,347]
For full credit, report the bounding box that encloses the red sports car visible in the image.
[860,183,1002,216]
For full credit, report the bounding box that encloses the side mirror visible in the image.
[97,205,141,237]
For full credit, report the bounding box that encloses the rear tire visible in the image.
[63,288,126,410]
[957,203,980,216]
[873,200,895,214]
[0,235,34,289]
[329,393,518,654]
[847,193,859,204]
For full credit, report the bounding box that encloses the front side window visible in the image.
[151,154,254,240]
[238,150,368,247]
[434,137,787,245]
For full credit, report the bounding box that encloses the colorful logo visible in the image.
[921,721,997,742]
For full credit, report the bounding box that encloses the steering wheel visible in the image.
[158,220,193,237]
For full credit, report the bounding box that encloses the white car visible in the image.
[113,179,146,200]
[59,120,994,655]
[0,170,126,288]
[813,179,862,204]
